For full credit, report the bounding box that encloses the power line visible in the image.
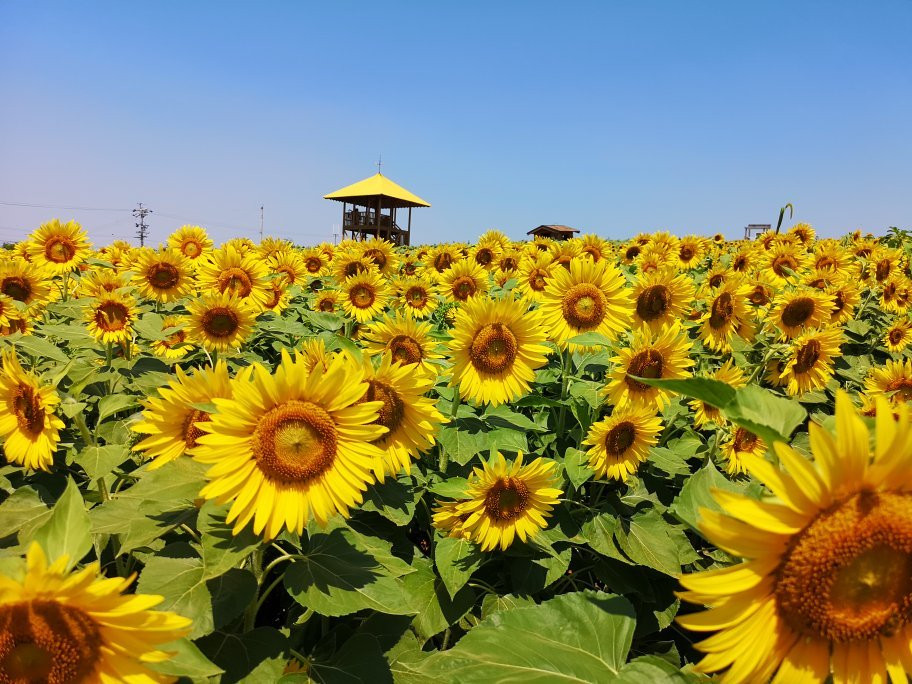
[0,201,131,212]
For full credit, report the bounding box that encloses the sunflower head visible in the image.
[85,290,137,345]
[451,452,563,551]
[26,219,92,274]
[582,405,663,481]
[341,269,389,323]
[132,247,194,302]
[168,224,213,260]
[186,291,257,352]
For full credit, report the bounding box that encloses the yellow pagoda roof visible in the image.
[324,173,430,209]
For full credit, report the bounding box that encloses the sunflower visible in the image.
[769,288,834,340]
[438,259,489,303]
[881,274,910,314]
[621,241,642,265]
[0,350,64,471]
[331,249,374,281]
[872,246,902,283]
[394,276,438,319]
[359,238,399,276]
[631,269,695,332]
[764,242,810,286]
[787,221,816,244]
[703,264,729,290]
[453,452,562,551]
[744,278,775,308]
[677,236,707,270]
[514,254,554,302]
[0,294,16,329]
[678,392,912,682]
[864,358,912,405]
[432,499,472,540]
[780,325,843,396]
[720,426,767,476]
[300,247,329,277]
[827,278,861,325]
[357,352,444,478]
[426,244,460,276]
[197,244,270,310]
[604,322,694,411]
[313,289,340,314]
[186,291,257,352]
[447,295,549,406]
[690,360,747,428]
[363,312,443,376]
[340,269,389,323]
[132,361,235,470]
[730,246,756,274]
[478,229,511,252]
[77,268,128,298]
[812,240,852,275]
[496,247,525,273]
[0,259,52,312]
[193,350,387,538]
[26,219,92,275]
[131,248,194,302]
[646,231,679,258]
[85,290,137,346]
[885,318,912,353]
[0,543,190,683]
[398,254,423,278]
[578,234,610,262]
[267,250,307,285]
[539,257,632,351]
[168,224,212,261]
[699,280,752,352]
[150,315,193,359]
[582,405,662,481]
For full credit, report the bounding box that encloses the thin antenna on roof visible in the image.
[377,154,382,174]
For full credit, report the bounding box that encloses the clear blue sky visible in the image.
[1,1,910,246]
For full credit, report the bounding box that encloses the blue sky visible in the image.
[1,1,910,246]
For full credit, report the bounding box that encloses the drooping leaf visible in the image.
[32,478,92,568]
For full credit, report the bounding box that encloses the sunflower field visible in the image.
[2,220,912,683]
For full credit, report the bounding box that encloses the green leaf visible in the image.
[32,479,92,568]
[74,444,129,480]
[298,633,393,684]
[482,405,546,432]
[147,638,224,679]
[132,313,167,341]
[435,536,484,599]
[428,477,469,499]
[360,475,417,526]
[563,447,594,489]
[436,427,486,466]
[97,394,139,422]
[634,376,806,445]
[569,379,603,408]
[197,501,261,578]
[14,335,70,363]
[579,511,629,563]
[284,526,417,617]
[486,428,529,454]
[567,331,615,347]
[670,461,745,532]
[614,510,682,576]
[196,628,289,684]
[414,591,637,681]
[137,554,256,639]
[0,487,53,544]
[402,557,476,640]
[508,542,571,594]
[616,655,696,683]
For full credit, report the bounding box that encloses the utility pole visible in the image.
[133,203,151,246]
[259,205,264,242]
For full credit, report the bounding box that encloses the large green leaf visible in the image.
[670,461,751,532]
[401,557,476,640]
[74,444,129,480]
[31,478,92,568]
[359,475,417,526]
[614,510,682,576]
[197,501,260,578]
[414,591,637,681]
[196,628,289,684]
[283,526,416,617]
[434,535,484,599]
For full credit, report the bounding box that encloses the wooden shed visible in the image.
[527,224,580,240]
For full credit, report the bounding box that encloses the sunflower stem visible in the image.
[244,547,265,631]
[556,348,572,438]
[439,391,461,473]
[73,412,95,447]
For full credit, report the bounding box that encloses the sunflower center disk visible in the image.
[350,285,376,309]
[732,428,758,452]
[562,284,607,329]
[182,409,211,449]
[781,297,816,328]
[0,600,102,684]
[406,287,427,308]
[709,292,734,330]
[469,323,518,374]
[201,307,239,338]
[476,249,493,266]
[149,263,180,289]
[772,255,798,277]
[253,401,337,484]
[876,259,891,282]
[364,380,405,434]
[389,335,423,365]
[680,246,695,261]
[794,339,822,374]
[452,277,477,301]
[44,237,77,264]
[625,349,664,392]
[530,272,547,291]
[305,257,322,273]
[748,286,769,306]
[363,249,386,269]
[318,298,335,312]
[434,253,452,272]
[501,257,518,271]
[636,285,671,322]
[604,421,636,457]
[182,240,202,257]
[890,329,905,345]
[484,477,531,521]
[2,277,31,302]
[218,268,253,297]
[13,384,45,435]
[625,246,640,260]
[95,302,129,332]
[775,491,912,642]
[886,378,912,403]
